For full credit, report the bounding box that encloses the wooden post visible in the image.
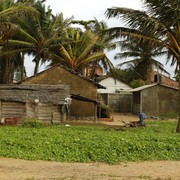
[35,104,38,119]
[0,100,2,120]
[50,104,54,124]
[94,103,97,123]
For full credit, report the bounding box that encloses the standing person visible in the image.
[61,96,72,121]
[138,112,146,125]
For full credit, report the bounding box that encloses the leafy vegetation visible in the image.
[0,121,179,164]
[21,119,46,128]
[0,0,115,83]
[158,113,179,120]
[130,79,145,88]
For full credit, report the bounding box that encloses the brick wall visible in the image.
[152,72,178,89]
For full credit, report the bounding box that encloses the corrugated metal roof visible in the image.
[129,83,158,92]
[129,83,179,92]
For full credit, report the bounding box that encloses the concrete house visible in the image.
[20,64,104,120]
[98,76,132,94]
[0,85,69,123]
[130,83,179,116]
[97,76,133,113]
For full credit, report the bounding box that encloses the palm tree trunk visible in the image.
[146,62,152,84]
[88,62,97,80]
[176,61,180,133]
[34,58,40,75]
[4,42,9,84]
[20,53,25,80]
[10,59,15,83]
[5,56,9,84]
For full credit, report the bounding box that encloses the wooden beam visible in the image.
[0,100,2,120]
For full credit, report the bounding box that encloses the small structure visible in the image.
[0,85,70,123]
[97,76,133,113]
[130,83,179,116]
[97,76,132,94]
[19,64,105,120]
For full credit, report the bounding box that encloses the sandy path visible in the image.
[0,158,180,180]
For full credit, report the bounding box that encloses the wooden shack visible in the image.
[20,64,105,120]
[0,85,69,123]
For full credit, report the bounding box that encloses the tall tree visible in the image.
[0,0,37,83]
[0,0,37,45]
[50,28,106,76]
[115,38,167,84]
[72,19,115,79]
[1,1,73,76]
[105,0,180,132]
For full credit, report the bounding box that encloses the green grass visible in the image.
[158,112,179,119]
[0,120,179,164]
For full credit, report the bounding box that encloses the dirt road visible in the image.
[0,158,180,180]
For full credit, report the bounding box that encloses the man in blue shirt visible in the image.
[138,112,146,125]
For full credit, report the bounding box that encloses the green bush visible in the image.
[130,79,145,88]
[101,104,110,118]
[21,119,45,128]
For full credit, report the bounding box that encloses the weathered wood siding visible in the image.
[26,102,36,119]
[21,66,98,119]
[0,101,25,119]
[26,102,62,123]
[0,85,69,122]
[52,105,62,123]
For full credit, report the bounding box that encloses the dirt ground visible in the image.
[0,158,180,180]
[0,114,179,180]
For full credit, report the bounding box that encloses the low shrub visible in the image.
[21,119,45,128]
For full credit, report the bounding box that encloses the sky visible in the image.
[25,0,175,78]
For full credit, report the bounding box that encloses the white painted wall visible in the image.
[98,77,132,94]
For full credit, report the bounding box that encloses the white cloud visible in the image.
[45,0,142,21]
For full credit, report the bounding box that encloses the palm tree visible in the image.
[1,1,73,76]
[115,38,167,84]
[0,0,37,83]
[50,28,106,76]
[0,0,37,45]
[105,0,180,132]
[71,18,115,79]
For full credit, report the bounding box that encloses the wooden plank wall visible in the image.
[26,102,62,123]
[0,101,2,119]
[26,102,36,119]
[37,103,52,122]
[37,104,62,123]
[1,101,25,119]
[52,105,62,123]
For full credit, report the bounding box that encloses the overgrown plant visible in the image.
[21,119,45,128]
